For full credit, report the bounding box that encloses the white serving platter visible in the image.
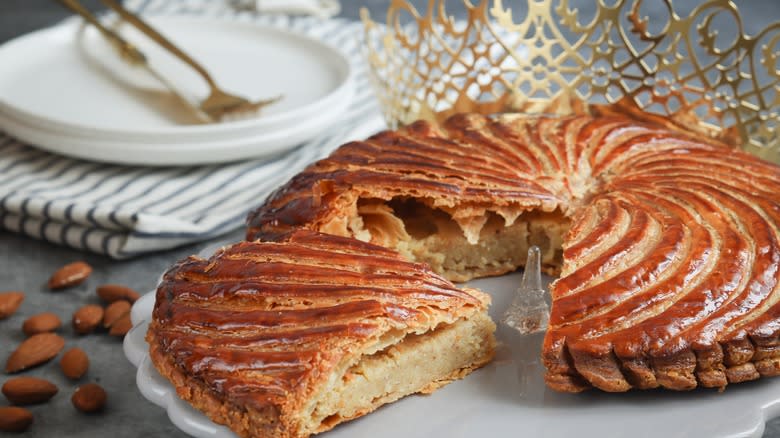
[0,15,353,165]
[125,267,780,438]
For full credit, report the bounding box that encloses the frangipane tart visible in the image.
[247,111,780,392]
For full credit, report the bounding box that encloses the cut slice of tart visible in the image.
[147,230,496,438]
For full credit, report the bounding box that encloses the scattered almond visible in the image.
[108,312,132,337]
[0,406,33,432]
[22,312,61,336]
[71,383,106,413]
[2,376,58,405]
[5,333,65,373]
[0,291,24,319]
[48,261,92,290]
[72,305,104,335]
[102,300,131,329]
[96,284,140,303]
[60,348,89,380]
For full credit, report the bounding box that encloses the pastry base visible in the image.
[148,311,496,438]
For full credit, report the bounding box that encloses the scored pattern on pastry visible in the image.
[247,112,780,392]
[540,115,780,392]
[148,230,494,437]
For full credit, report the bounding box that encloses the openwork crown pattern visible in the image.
[362,0,780,162]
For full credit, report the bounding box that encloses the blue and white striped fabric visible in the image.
[0,0,380,258]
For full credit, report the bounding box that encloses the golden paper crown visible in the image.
[361,0,780,162]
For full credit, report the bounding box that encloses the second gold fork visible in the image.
[56,0,281,122]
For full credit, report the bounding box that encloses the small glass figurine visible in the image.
[502,246,550,334]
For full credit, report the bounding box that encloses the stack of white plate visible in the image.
[0,15,354,166]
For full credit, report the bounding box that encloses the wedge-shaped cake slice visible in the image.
[147,230,495,438]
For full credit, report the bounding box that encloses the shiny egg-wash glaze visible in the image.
[247,114,565,241]
[545,118,780,392]
[148,231,494,437]
[246,112,780,392]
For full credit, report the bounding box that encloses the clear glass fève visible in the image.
[502,246,550,334]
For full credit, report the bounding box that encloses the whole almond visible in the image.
[5,333,65,373]
[22,312,61,336]
[0,406,33,432]
[103,300,131,329]
[72,305,104,335]
[48,261,92,290]
[96,284,140,303]
[108,313,132,337]
[2,376,58,405]
[60,348,89,380]
[0,291,24,319]
[71,383,106,413]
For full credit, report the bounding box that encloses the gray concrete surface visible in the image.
[0,0,779,437]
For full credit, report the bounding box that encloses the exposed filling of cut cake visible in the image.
[300,311,496,436]
[328,197,569,281]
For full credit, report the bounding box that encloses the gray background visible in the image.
[0,0,778,437]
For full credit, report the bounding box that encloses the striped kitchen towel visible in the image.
[0,0,381,258]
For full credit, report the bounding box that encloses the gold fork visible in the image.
[55,0,281,122]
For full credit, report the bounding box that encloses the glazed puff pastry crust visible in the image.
[246,112,780,393]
